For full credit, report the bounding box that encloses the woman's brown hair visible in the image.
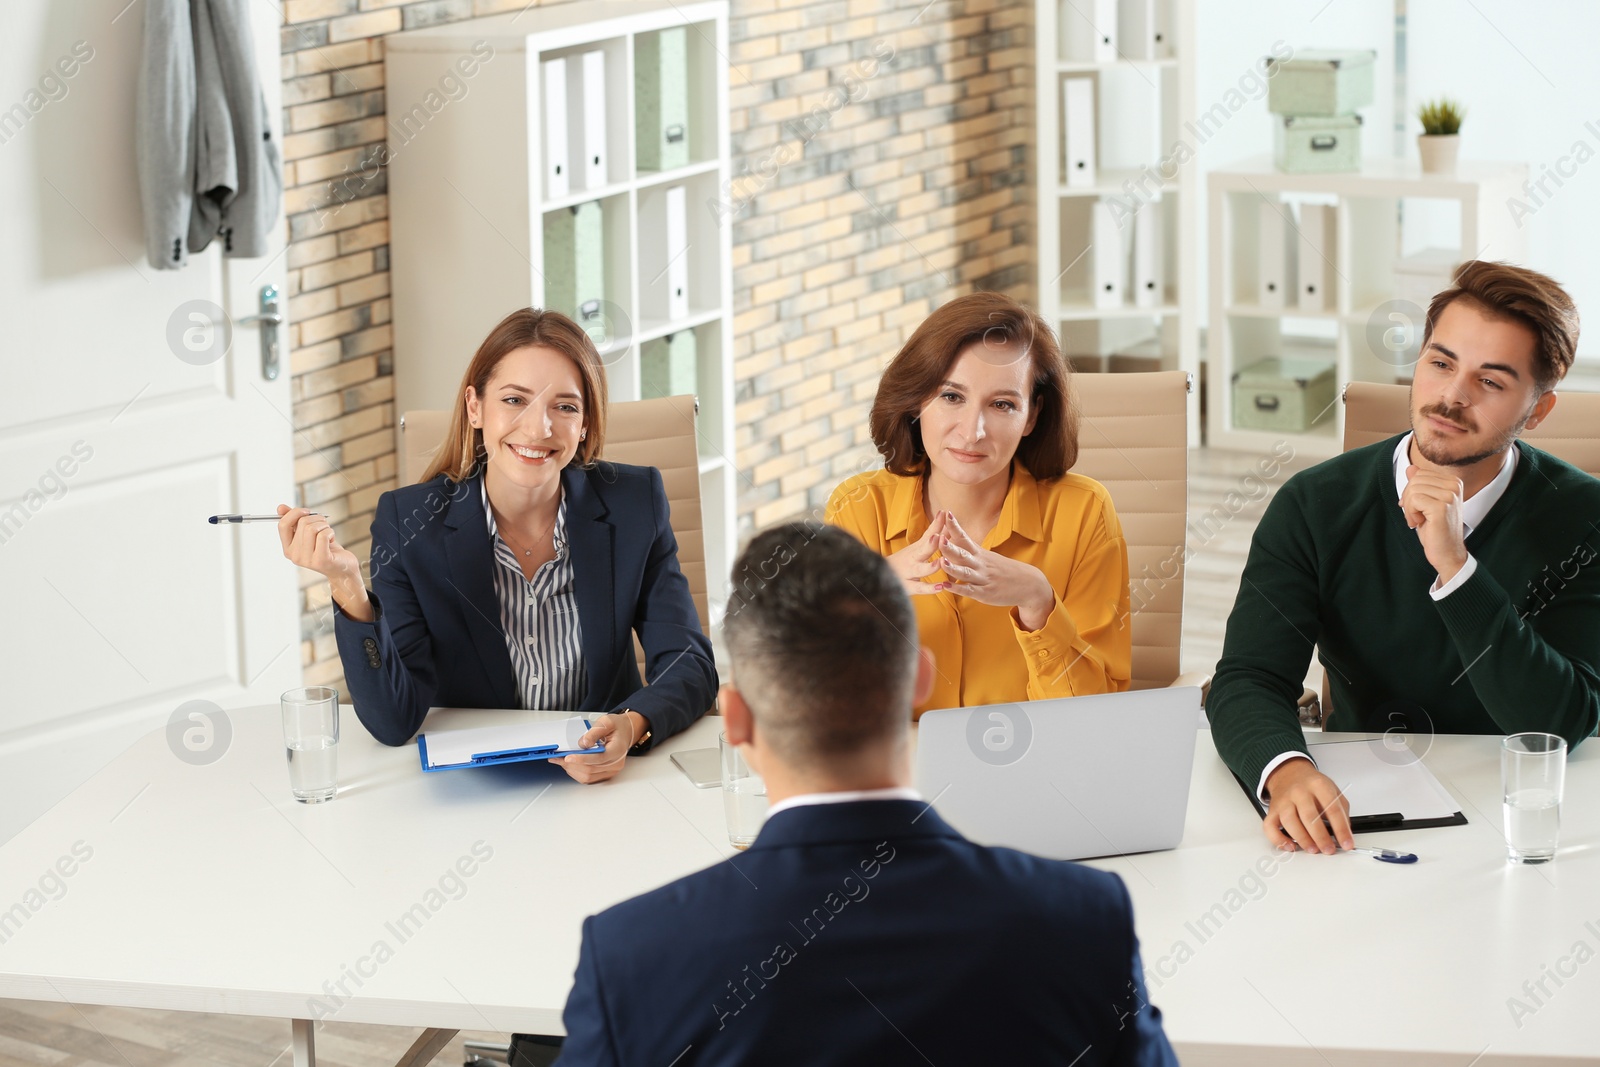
[421,308,609,483]
[868,291,1077,479]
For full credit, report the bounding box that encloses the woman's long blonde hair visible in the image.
[421,308,610,483]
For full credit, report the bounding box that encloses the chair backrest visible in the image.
[1069,371,1190,689]
[1343,381,1600,478]
[399,395,709,679]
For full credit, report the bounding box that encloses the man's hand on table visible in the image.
[1263,757,1354,855]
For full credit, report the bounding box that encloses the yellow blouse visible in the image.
[825,462,1131,717]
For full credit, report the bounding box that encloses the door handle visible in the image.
[237,284,283,380]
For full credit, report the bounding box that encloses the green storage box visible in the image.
[1266,49,1376,116]
[543,201,605,323]
[635,27,690,172]
[640,330,698,398]
[1232,357,1336,433]
[1274,113,1361,174]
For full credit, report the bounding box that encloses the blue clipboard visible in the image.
[417,718,606,772]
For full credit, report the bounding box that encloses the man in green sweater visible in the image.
[1209,260,1600,856]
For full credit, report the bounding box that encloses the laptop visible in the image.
[914,687,1203,861]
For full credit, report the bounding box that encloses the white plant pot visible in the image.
[1418,134,1460,174]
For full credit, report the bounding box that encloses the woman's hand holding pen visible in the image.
[276,505,374,623]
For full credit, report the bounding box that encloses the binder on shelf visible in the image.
[1297,203,1336,313]
[1091,199,1124,309]
[1119,0,1170,61]
[666,184,690,321]
[579,49,608,189]
[1257,198,1296,310]
[1091,0,1118,61]
[1062,77,1095,189]
[635,27,690,172]
[542,57,569,198]
[1132,198,1164,309]
[544,201,605,324]
[641,330,698,398]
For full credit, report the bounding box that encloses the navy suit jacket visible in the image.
[557,800,1177,1066]
[332,462,717,748]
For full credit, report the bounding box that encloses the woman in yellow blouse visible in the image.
[825,291,1131,716]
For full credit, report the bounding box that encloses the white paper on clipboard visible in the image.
[422,718,592,769]
[1307,738,1462,822]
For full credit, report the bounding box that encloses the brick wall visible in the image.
[276,0,1034,693]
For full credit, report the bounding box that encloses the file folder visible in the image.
[1092,0,1118,60]
[1133,198,1164,308]
[1257,198,1296,310]
[1091,199,1124,309]
[1297,202,1336,313]
[1062,77,1095,189]
[666,184,690,320]
[419,717,605,771]
[580,49,608,189]
[542,57,569,199]
[641,330,697,398]
[635,26,690,172]
[544,201,605,322]
[1119,0,1165,61]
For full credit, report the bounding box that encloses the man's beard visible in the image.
[1411,398,1535,467]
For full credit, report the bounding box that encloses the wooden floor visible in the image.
[0,447,1319,1065]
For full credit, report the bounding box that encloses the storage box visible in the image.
[1266,49,1376,116]
[1232,357,1337,433]
[1274,113,1361,174]
[640,330,697,398]
[543,201,606,323]
[635,27,689,172]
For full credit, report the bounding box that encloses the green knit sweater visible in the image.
[1209,434,1600,791]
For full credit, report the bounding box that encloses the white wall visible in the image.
[1193,0,1600,360]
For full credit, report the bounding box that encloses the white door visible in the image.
[0,0,299,843]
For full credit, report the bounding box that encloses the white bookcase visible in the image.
[385,0,735,616]
[1207,156,1528,457]
[1034,0,1201,446]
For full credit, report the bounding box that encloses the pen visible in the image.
[1348,846,1418,864]
[209,513,324,524]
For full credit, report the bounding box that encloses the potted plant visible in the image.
[1417,97,1464,174]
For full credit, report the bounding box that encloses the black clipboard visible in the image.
[1231,765,1468,833]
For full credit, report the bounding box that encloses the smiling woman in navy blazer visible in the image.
[276,308,717,783]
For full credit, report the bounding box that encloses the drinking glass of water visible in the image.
[721,731,768,850]
[1502,732,1565,864]
[281,687,340,803]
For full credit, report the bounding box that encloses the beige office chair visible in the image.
[398,394,711,679]
[1304,380,1600,721]
[1068,370,1194,690]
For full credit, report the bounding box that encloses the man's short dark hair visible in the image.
[722,522,918,768]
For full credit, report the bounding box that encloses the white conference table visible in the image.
[0,705,1597,1066]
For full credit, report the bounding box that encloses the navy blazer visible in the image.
[557,800,1177,1066]
[332,462,717,748]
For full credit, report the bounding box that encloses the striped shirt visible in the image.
[482,479,587,710]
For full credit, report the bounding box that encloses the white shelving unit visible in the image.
[1034,0,1201,446]
[385,0,735,617]
[1207,156,1528,457]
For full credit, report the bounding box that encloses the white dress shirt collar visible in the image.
[765,787,923,820]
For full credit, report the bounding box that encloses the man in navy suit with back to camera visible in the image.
[555,522,1177,1066]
